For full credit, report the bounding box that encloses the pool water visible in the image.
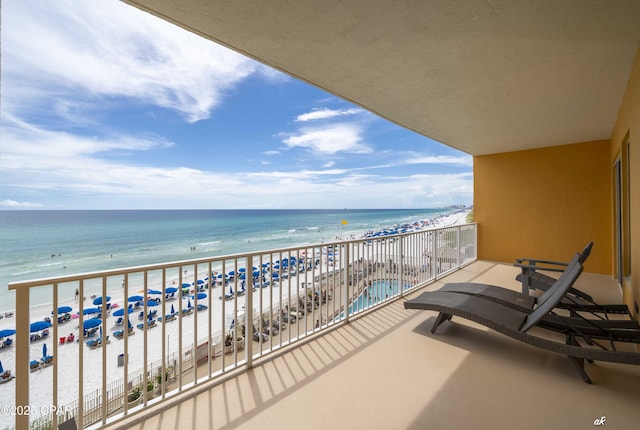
[346,279,412,315]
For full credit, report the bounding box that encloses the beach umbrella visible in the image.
[0,329,16,338]
[30,321,51,332]
[191,293,206,300]
[144,301,159,307]
[166,287,178,294]
[82,307,101,315]
[55,306,73,314]
[113,308,133,317]
[271,272,279,279]
[187,299,192,309]
[147,289,163,295]
[238,268,246,273]
[42,343,47,359]
[0,360,4,373]
[83,318,102,330]
[196,279,205,284]
[128,295,144,302]
[181,283,191,288]
[170,304,175,314]
[92,296,111,306]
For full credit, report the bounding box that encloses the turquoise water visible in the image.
[0,208,455,312]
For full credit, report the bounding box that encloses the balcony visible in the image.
[108,259,639,429]
[8,224,480,429]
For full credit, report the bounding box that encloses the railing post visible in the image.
[343,241,350,323]
[399,235,405,298]
[246,255,254,367]
[14,285,30,430]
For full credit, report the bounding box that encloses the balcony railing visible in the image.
[7,223,476,429]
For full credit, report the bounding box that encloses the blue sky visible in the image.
[0,0,473,210]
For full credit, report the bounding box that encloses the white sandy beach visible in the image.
[0,209,471,426]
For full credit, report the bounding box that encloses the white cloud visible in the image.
[0,199,44,208]
[2,0,264,123]
[404,154,473,166]
[282,123,372,154]
[1,114,173,171]
[295,108,363,122]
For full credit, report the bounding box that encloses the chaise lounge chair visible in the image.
[440,251,636,323]
[514,242,631,316]
[404,258,640,383]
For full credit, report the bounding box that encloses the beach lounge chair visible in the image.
[404,260,640,383]
[514,243,633,317]
[515,242,593,299]
[29,360,41,372]
[439,252,636,323]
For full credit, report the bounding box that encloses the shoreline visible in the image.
[0,209,471,426]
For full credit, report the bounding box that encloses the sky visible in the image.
[0,0,473,210]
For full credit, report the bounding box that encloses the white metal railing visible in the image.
[7,223,476,429]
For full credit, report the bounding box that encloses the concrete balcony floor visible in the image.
[105,261,640,430]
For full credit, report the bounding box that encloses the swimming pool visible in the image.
[345,279,412,316]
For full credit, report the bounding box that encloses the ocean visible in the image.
[0,208,456,312]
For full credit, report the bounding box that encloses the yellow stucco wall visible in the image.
[474,139,612,275]
[610,48,640,313]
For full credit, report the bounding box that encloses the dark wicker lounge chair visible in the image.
[513,242,631,316]
[441,250,634,320]
[404,259,640,383]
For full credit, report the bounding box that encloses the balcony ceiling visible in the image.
[124,0,640,155]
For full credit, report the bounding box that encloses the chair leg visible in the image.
[431,312,452,334]
[565,333,593,384]
[567,356,592,384]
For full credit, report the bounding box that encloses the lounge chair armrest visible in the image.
[515,255,573,270]
[514,260,567,273]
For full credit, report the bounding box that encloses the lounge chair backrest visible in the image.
[521,255,583,332]
[578,242,594,264]
[534,253,582,308]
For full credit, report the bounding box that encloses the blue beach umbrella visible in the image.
[82,308,101,315]
[83,318,102,330]
[170,304,175,314]
[128,295,144,302]
[191,293,206,300]
[144,301,159,307]
[166,287,178,294]
[55,306,73,314]
[113,308,134,317]
[0,329,16,338]
[181,283,191,288]
[187,299,192,309]
[0,360,4,373]
[196,279,205,284]
[92,296,111,306]
[147,289,163,295]
[30,321,51,332]
[42,343,47,359]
